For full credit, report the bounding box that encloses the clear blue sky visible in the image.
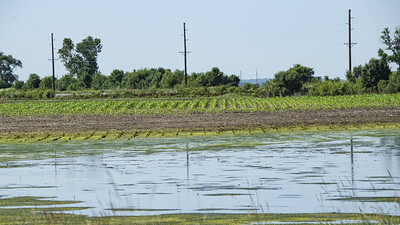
[1,0,399,81]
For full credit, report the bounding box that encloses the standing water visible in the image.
[0,128,399,216]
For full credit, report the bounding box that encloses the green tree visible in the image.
[0,52,22,88]
[66,79,84,91]
[25,73,41,89]
[272,64,314,95]
[360,58,391,89]
[121,71,140,89]
[226,75,240,87]
[189,72,206,87]
[91,73,107,90]
[77,66,92,88]
[40,76,53,89]
[205,67,225,86]
[58,36,102,87]
[108,69,125,89]
[379,27,400,71]
[160,69,183,88]
[384,71,400,93]
[13,80,24,90]
[56,74,76,91]
[0,80,8,89]
[346,65,363,83]
[265,79,286,97]
[149,67,166,88]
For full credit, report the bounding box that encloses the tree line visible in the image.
[1,27,399,98]
[11,67,240,92]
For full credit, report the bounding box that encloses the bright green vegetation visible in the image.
[1,94,400,116]
[0,196,82,207]
[332,196,400,203]
[1,123,399,145]
[0,196,89,224]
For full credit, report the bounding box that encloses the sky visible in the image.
[1,0,399,82]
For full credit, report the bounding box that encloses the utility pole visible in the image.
[239,71,242,86]
[51,33,55,91]
[256,69,258,85]
[344,9,357,72]
[180,23,190,86]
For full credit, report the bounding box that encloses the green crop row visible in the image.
[1,94,399,116]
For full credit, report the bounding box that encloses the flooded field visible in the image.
[0,128,399,216]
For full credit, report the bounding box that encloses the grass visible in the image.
[0,94,399,116]
[0,196,83,207]
[331,196,400,203]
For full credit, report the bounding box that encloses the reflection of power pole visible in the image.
[344,9,357,72]
[180,23,191,86]
[51,33,55,91]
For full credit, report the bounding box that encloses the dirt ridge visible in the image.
[1,107,400,134]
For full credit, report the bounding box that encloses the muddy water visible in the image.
[0,129,399,216]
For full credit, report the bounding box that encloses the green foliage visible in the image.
[382,71,400,93]
[91,72,107,90]
[187,67,239,87]
[25,73,41,89]
[205,67,225,86]
[13,80,24,90]
[304,79,363,96]
[56,74,75,91]
[160,69,184,88]
[360,58,391,90]
[379,27,400,71]
[108,69,124,89]
[0,89,55,100]
[76,66,92,88]
[66,79,85,91]
[265,79,285,97]
[58,36,102,88]
[266,64,314,96]
[346,65,363,83]
[1,94,399,116]
[0,79,9,89]
[226,74,240,86]
[119,67,237,90]
[39,76,54,89]
[0,52,22,88]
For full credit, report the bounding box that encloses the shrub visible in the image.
[25,73,41,89]
[40,76,54,89]
[14,80,24,90]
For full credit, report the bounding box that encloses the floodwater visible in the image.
[0,128,399,216]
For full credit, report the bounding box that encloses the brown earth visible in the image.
[1,107,400,134]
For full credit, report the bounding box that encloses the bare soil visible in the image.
[1,107,400,134]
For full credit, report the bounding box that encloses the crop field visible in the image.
[1,94,400,116]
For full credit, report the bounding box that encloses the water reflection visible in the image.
[0,128,399,216]
[186,143,189,183]
[351,138,354,190]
